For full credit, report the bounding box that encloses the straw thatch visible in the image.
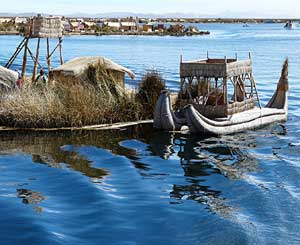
[53,56,135,88]
[31,16,63,38]
[180,59,252,78]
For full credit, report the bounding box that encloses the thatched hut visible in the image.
[53,56,135,88]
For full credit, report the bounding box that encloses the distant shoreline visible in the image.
[0,31,210,37]
[166,18,300,24]
[65,31,210,37]
[0,20,293,37]
[0,31,19,35]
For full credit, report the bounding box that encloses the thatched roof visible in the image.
[180,58,252,78]
[53,56,135,79]
[0,66,18,89]
[31,16,63,38]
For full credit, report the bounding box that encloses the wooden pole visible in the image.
[207,77,210,100]
[5,37,27,68]
[180,77,184,95]
[46,38,51,80]
[223,77,227,105]
[48,39,63,60]
[234,77,237,102]
[59,37,64,65]
[21,38,29,80]
[32,37,40,81]
[27,46,43,70]
[215,78,218,106]
[188,77,193,102]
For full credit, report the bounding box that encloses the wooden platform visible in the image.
[0,120,153,132]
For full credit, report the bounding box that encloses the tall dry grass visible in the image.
[0,84,141,128]
[136,71,166,119]
[0,67,165,128]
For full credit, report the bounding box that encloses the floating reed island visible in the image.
[0,15,164,131]
[0,57,164,130]
[0,15,210,37]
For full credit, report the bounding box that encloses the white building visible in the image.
[105,22,121,30]
[14,17,28,24]
[0,17,13,24]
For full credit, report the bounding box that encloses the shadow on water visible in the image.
[134,129,259,216]
[0,125,259,216]
[146,130,258,179]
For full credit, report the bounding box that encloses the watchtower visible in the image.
[5,14,64,81]
[179,53,261,118]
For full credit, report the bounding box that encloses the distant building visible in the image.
[120,17,139,32]
[76,18,84,23]
[120,22,138,32]
[70,22,85,32]
[156,24,165,32]
[97,22,104,28]
[14,17,28,24]
[105,21,121,30]
[143,23,154,32]
[82,21,95,28]
[0,17,13,24]
[62,20,71,32]
[168,24,185,33]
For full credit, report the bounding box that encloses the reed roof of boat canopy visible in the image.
[53,56,135,80]
[180,58,252,78]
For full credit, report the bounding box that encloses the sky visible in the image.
[0,0,300,18]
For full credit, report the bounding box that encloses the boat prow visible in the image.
[154,90,186,131]
[266,58,288,112]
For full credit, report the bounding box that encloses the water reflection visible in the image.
[0,131,115,179]
[0,125,259,217]
[149,132,258,215]
[121,128,259,215]
[146,131,258,180]
[17,188,46,213]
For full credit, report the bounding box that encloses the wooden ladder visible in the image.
[245,74,262,109]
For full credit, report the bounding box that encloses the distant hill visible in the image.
[66,12,212,18]
[0,12,210,18]
[0,11,296,19]
[0,12,41,17]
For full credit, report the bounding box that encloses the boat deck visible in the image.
[212,107,285,126]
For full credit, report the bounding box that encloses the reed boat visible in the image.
[284,20,295,30]
[154,55,288,135]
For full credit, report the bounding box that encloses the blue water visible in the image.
[0,23,300,244]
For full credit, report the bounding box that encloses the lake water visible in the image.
[0,23,300,244]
